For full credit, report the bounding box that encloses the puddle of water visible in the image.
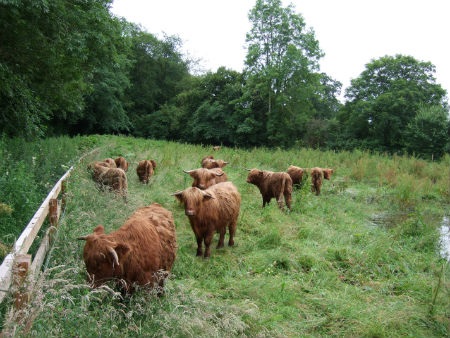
[439,216,450,261]
[369,212,410,228]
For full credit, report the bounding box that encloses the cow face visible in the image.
[246,169,264,185]
[172,187,213,216]
[78,225,130,287]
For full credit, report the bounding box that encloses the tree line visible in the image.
[1,0,449,159]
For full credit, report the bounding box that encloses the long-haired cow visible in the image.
[115,156,129,172]
[89,162,128,199]
[136,160,157,184]
[78,203,177,294]
[201,155,228,169]
[246,168,293,211]
[183,167,228,190]
[287,165,305,187]
[310,167,323,195]
[172,181,241,258]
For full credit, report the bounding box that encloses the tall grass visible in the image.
[1,135,449,337]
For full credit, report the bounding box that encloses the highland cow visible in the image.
[78,203,177,294]
[201,155,228,169]
[172,182,241,258]
[287,165,305,187]
[310,167,323,195]
[115,156,129,172]
[183,167,228,190]
[90,162,128,198]
[246,168,293,210]
[136,160,157,184]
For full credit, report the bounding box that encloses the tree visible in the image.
[341,54,448,153]
[242,0,339,148]
[404,104,449,159]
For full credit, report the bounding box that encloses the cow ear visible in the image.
[94,225,105,235]
[151,160,157,168]
[171,191,183,202]
[201,191,214,200]
[114,243,130,257]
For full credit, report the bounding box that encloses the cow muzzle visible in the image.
[185,209,195,216]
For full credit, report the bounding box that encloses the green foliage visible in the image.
[0,136,88,256]
[2,135,449,337]
[341,55,448,154]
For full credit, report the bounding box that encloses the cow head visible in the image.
[172,187,214,216]
[78,225,130,287]
[184,168,224,190]
[246,168,264,185]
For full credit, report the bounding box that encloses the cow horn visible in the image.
[245,168,252,171]
[171,190,183,196]
[108,246,120,266]
[183,170,193,174]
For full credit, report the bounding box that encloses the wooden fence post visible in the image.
[13,254,31,309]
[48,199,58,227]
[61,179,68,211]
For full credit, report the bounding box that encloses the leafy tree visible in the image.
[341,54,448,153]
[242,0,339,148]
[126,29,190,136]
[404,104,449,159]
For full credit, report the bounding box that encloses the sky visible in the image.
[110,0,450,100]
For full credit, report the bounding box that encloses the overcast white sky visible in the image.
[110,0,450,100]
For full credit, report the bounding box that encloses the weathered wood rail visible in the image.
[0,166,73,306]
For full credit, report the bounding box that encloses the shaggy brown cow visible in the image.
[201,156,229,169]
[287,165,305,187]
[78,203,177,294]
[136,160,157,184]
[246,168,293,210]
[310,167,324,195]
[183,167,228,190]
[90,162,128,198]
[172,181,241,258]
[115,156,129,172]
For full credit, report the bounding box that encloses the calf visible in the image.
[172,182,241,258]
[136,160,157,184]
[78,203,177,294]
[310,167,323,195]
[183,167,227,190]
[246,168,293,210]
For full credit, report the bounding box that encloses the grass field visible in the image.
[2,135,449,337]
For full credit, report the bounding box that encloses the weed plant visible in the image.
[1,135,449,337]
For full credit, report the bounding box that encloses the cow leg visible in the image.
[195,235,203,257]
[217,228,226,248]
[228,222,236,246]
[284,192,292,210]
[204,233,214,258]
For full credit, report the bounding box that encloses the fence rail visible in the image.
[0,166,73,305]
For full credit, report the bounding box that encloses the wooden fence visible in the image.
[0,166,73,306]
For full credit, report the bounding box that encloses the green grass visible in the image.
[2,135,449,337]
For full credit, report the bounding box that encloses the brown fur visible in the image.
[136,160,157,184]
[90,163,128,198]
[310,167,323,195]
[322,168,334,180]
[173,181,241,258]
[201,155,228,169]
[246,169,293,210]
[115,156,129,172]
[287,165,304,186]
[184,168,228,190]
[103,158,117,168]
[78,203,177,293]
